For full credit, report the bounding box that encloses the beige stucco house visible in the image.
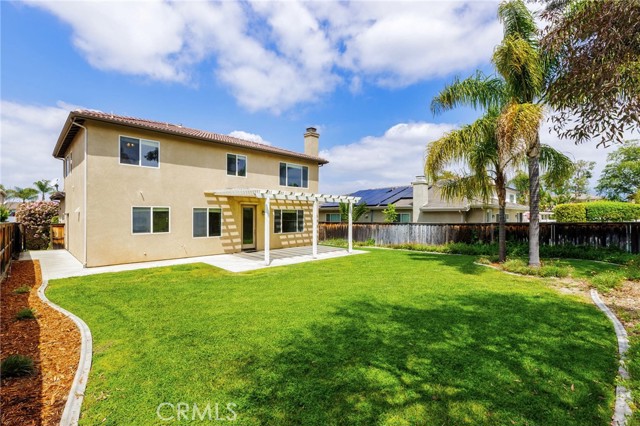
[52,110,357,267]
[321,176,528,224]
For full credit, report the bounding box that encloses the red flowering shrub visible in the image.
[15,201,60,250]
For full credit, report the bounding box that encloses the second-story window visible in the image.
[120,136,159,168]
[279,162,308,188]
[64,153,73,177]
[227,154,247,177]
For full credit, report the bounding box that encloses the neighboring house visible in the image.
[321,176,528,223]
[52,110,357,267]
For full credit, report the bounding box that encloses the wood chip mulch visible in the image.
[1,260,81,426]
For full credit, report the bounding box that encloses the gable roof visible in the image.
[322,186,413,208]
[52,110,328,164]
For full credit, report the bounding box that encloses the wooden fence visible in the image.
[319,222,640,254]
[0,223,23,280]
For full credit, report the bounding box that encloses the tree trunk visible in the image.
[497,176,507,263]
[528,133,542,267]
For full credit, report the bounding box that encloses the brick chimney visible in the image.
[304,127,319,157]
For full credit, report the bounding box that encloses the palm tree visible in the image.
[493,0,547,266]
[427,102,571,262]
[339,202,368,223]
[6,186,39,202]
[33,179,53,201]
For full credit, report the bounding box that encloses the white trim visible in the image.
[207,188,360,204]
[279,162,309,189]
[312,200,318,258]
[118,135,161,169]
[226,152,248,178]
[264,196,270,265]
[131,206,171,235]
[192,207,223,238]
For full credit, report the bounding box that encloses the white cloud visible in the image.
[23,0,503,113]
[228,130,271,146]
[1,101,73,191]
[319,122,455,194]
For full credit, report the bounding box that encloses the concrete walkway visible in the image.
[21,245,365,279]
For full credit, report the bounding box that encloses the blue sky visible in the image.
[0,0,614,195]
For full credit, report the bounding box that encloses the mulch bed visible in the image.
[1,260,80,426]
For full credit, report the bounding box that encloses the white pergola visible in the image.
[206,188,360,265]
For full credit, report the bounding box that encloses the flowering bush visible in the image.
[15,201,60,250]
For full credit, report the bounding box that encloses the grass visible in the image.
[1,354,35,378]
[15,308,36,320]
[12,286,31,294]
[47,249,619,426]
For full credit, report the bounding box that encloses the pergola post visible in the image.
[348,201,353,253]
[264,196,271,266]
[312,200,318,258]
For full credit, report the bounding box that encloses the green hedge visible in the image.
[553,203,587,222]
[554,201,640,222]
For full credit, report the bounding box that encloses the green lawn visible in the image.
[48,249,619,426]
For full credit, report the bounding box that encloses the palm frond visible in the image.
[498,0,538,44]
[497,102,543,153]
[539,144,574,186]
[431,71,506,115]
[493,35,544,102]
[439,174,493,204]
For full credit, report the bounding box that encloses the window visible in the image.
[226,154,247,177]
[396,213,411,223]
[274,209,304,233]
[64,153,73,177]
[509,194,516,203]
[279,162,308,188]
[120,136,159,167]
[132,207,169,234]
[325,213,341,222]
[193,208,222,237]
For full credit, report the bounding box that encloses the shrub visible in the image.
[0,205,9,222]
[501,259,573,278]
[12,286,31,294]
[585,201,640,222]
[15,308,36,320]
[590,271,625,292]
[553,203,587,222]
[15,201,59,250]
[1,354,35,378]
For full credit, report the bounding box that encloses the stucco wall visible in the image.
[62,120,320,267]
[62,130,86,264]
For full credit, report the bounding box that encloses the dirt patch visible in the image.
[1,260,80,426]
[602,280,640,337]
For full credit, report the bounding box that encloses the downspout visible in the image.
[70,121,88,267]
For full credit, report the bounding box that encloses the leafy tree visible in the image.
[382,204,398,223]
[6,186,39,202]
[510,171,530,205]
[541,0,640,146]
[338,202,368,223]
[33,179,53,201]
[0,206,9,222]
[595,141,640,201]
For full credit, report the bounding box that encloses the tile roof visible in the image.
[322,186,413,208]
[52,109,328,164]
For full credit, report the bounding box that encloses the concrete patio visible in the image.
[21,245,366,279]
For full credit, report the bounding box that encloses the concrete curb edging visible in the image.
[590,289,633,426]
[37,278,92,426]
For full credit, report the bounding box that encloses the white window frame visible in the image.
[279,162,309,188]
[119,135,160,168]
[396,213,411,223]
[64,152,73,177]
[325,213,341,223]
[509,194,516,203]
[274,209,304,233]
[226,153,247,177]
[192,207,223,238]
[131,206,171,234]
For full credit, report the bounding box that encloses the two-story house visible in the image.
[52,110,357,267]
[321,176,528,223]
